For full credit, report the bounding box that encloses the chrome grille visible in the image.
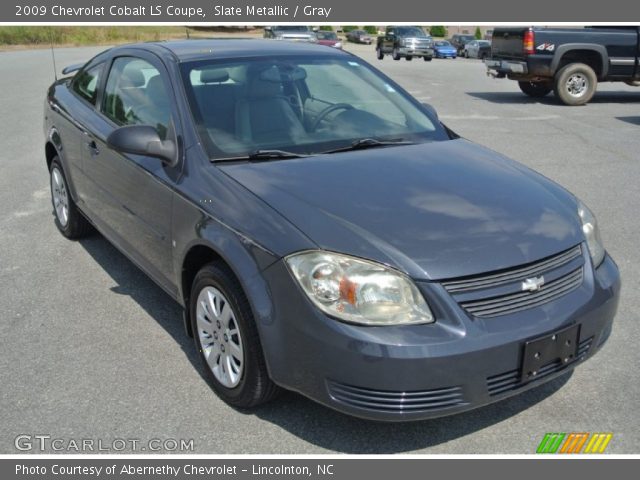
[442,245,584,318]
[327,381,466,413]
[443,245,582,293]
[461,268,583,318]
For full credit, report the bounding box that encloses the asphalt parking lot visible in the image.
[1,40,639,454]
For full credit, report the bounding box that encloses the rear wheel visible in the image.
[376,47,384,60]
[423,56,432,62]
[553,63,597,106]
[405,56,413,61]
[392,48,401,60]
[518,81,553,98]
[49,157,92,239]
[191,262,279,408]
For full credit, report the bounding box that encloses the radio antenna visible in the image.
[49,29,58,81]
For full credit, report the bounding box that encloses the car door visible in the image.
[80,52,180,293]
[383,27,395,52]
[55,61,105,208]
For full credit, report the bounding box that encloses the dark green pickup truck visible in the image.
[486,26,640,105]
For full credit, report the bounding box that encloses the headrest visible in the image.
[120,69,145,88]
[200,68,230,84]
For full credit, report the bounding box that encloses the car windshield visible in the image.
[478,40,491,46]
[181,55,448,160]
[436,41,451,46]
[396,27,427,37]
[317,32,338,40]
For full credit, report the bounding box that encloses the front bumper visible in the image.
[436,51,457,58]
[260,253,620,421]
[398,47,434,57]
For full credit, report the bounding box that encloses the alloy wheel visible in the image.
[195,286,244,388]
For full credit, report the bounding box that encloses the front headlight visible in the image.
[286,251,434,326]
[578,201,605,267]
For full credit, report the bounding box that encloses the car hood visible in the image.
[220,139,582,280]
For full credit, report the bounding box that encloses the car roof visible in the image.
[118,39,347,63]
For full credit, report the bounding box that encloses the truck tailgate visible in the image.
[491,27,528,60]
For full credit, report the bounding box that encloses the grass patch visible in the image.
[0,26,194,47]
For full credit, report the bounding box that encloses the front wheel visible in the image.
[423,56,432,62]
[405,56,413,61]
[49,157,92,239]
[553,63,597,106]
[392,48,401,60]
[518,81,553,98]
[191,262,279,408]
[376,47,384,60]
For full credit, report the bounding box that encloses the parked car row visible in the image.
[263,26,343,49]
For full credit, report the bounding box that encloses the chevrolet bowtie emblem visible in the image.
[522,276,545,292]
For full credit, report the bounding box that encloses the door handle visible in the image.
[85,140,100,156]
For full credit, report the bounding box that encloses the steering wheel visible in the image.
[310,103,354,132]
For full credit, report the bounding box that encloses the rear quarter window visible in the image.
[72,64,103,105]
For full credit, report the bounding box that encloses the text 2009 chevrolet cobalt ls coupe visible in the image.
[44,40,620,421]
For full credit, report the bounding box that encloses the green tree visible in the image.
[363,26,378,35]
[429,26,446,38]
[475,26,482,39]
[319,25,333,31]
[342,26,358,33]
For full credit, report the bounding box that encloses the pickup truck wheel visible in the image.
[518,81,553,98]
[423,56,432,62]
[191,262,280,408]
[49,157,93,239]
[405,56,413,61]
[554,63,597,106]
[376,47,384,60]
[392,48,401,60]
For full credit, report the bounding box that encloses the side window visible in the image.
[72,64,103,105]
[102,57,171,140]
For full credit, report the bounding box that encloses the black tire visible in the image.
[553,63,597,106]
[405,56,413,61]
[392,48,401,60]
[464,50,469,58]
[423,56,432,62]
[190,262,279,408]
[518,81,553,98]
[376,47,384,60]
[49,157,92,239]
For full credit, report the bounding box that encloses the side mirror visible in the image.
[422,102,438,120]
[107,125,177,167]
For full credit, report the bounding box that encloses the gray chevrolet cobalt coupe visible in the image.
[44,40,620,421]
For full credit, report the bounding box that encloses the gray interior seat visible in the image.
[234,67,307,145]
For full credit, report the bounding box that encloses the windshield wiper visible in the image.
[322,138,415,154]
[213,149,311,163]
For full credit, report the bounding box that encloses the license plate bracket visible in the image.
[521,324,580,382]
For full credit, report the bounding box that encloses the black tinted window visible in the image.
[72,64,102,105]
[102,57,171,140]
